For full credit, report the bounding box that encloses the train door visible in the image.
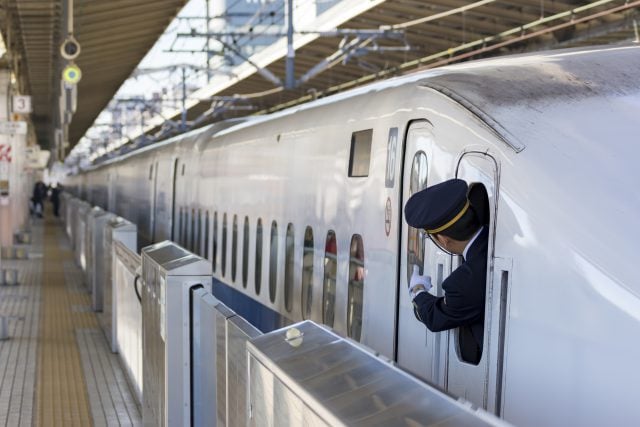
[445,150,508,414]
[396,120,449,384]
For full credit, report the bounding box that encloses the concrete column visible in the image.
[0,69,13,248]
[0,69,30,247]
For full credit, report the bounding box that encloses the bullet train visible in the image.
[65,44,640,426]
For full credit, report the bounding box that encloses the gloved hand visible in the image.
[408,265,432,300]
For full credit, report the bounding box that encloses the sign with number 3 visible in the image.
[13,96,32,114]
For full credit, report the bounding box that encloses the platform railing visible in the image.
[247,321,509,427]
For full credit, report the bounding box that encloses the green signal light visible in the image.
[63,64,82,84]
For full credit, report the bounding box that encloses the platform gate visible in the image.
[191,289,261,427]
[141,241,211,426]
[103,217,137,353]
[86,207,114,311]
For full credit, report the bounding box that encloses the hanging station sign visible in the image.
[0,121,27,135]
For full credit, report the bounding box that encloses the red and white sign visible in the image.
[0,144,11,162]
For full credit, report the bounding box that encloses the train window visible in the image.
[212,212,218,273]
[231,215,238,282]
[269,221,278,304]
[322,230,337,327]
[183,208,189,248]
[178,208,184,246]
[221,213,227,278]
[348,129,373,177]
[255,218,263,295]
[407,151,428,283]
[284,223,295,313]
[191,209,196,253]
[301,226,314,320]
[347,235,365,341]
[242,216,249,288]
[204,211,210,260]
[196,209,202,255]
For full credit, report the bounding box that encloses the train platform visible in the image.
[0,216,140,426]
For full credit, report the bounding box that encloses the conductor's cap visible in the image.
[404,178,469,234]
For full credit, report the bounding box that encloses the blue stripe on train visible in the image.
[211,277,288,333]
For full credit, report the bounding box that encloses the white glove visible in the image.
[408,265,432,299]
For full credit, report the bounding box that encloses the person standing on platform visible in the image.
[404,178,488,364]
[50,184,61,217]
[32,181,47,218]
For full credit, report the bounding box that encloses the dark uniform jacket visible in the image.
[413,227,488,351]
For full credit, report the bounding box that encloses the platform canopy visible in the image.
[0,0,189,150]
[1,0,638,157]
[111,0,640,152]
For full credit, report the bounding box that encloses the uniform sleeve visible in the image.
[412,265,483,332]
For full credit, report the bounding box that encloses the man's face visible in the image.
[434,234,450,251]
[430,233,464,256]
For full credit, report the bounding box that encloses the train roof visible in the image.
[220,44,640,152]
[419,44,640,152]
[89,44,640,167]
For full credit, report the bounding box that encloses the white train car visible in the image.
[66,44,640,426]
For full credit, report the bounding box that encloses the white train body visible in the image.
[67,45,640,426]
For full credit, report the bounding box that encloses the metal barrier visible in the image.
[191,289,261,427]
[103,217,137,352]
[112,237,143,404]
[86,207,114,311]
[141,241,211,427]
[247,321,508,427]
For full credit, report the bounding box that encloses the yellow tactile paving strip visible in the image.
[36,221,98,427]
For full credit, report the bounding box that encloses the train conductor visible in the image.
[404,178,488,364]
